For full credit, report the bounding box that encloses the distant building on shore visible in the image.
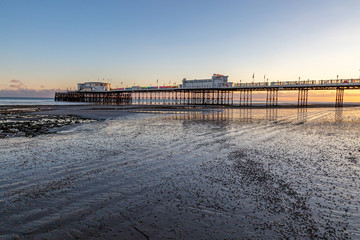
[77,82,110,92]
[180,74,232,88]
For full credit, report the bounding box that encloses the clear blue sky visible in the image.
[1,0,360,94]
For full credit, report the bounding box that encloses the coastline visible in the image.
[1,103,358,139]
[2,102,360,116]
[1,103,359,138]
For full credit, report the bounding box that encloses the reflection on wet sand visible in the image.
[335,108,343,123]
[0,107,359,239]
[297,108,307,123]
[165,108,337,125]
[266,108,277,121]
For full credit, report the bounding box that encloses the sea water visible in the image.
[0,97,89,106]
[0,108,359,239]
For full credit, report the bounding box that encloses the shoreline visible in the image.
[2,102,360,113]
[1,103,359,138]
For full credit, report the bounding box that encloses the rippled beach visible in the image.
[0,106,359,239]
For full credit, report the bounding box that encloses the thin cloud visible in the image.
[10,79,22,83]
[0,88,62,98]
[8,79,26,89]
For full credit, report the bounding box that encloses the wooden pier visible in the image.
[55,79,360,107]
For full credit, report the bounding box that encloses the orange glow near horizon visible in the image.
[244,90,360,103]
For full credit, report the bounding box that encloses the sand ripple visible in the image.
[0,107,359,239]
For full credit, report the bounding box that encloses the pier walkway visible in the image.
[55,79,360,107]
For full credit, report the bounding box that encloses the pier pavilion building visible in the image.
[180,74,233,88]
[77,82,110,92]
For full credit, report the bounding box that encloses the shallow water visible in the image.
[0,107,359,239]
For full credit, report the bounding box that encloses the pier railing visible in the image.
[233,78,360,87]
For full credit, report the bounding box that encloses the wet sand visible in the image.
[0,105,359,239]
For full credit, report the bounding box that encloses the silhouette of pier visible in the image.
[55,79,360,107]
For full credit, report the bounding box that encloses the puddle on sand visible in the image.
[0,107,359,239]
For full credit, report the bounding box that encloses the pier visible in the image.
[55,79,360,107]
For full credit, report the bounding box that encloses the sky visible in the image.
[1,0,360,98]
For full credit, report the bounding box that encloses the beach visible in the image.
[0,105,359,239]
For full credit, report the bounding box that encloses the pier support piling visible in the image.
[266,89,278,107]
[298,89,308,107]
[239,89,253,107]
[335,87,344,107]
